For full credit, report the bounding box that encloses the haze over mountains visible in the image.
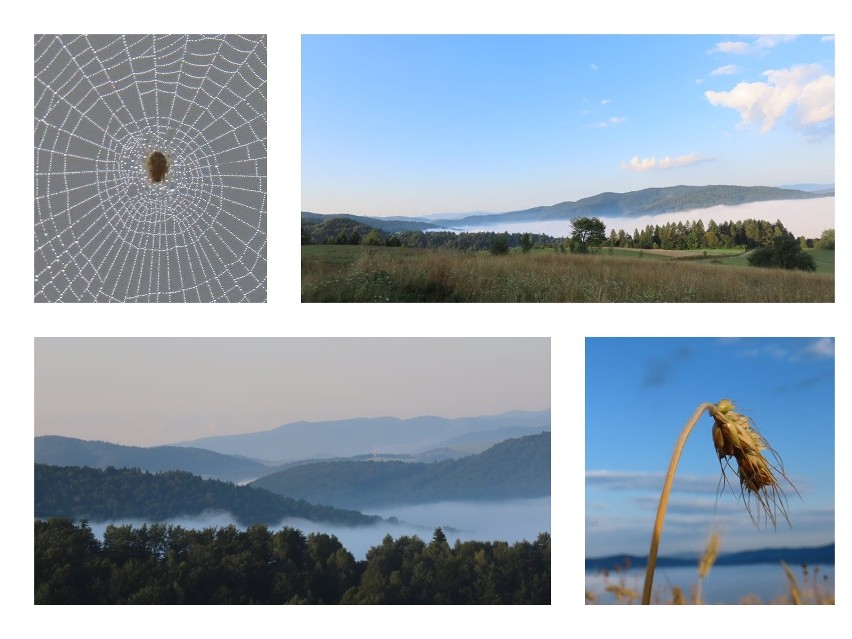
[35,410,551,500]
[35,412,551,535]
[174,410,551,463]
[302,184,834,232]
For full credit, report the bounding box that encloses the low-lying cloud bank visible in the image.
[82,497,552,560]
[455,197,833,240]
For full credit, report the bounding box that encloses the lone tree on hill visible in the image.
[570,217,607,253]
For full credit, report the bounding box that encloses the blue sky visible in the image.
[302,34,834,217]
[585,337,834,558]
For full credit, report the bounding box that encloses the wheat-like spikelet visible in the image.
[710,399,799,528]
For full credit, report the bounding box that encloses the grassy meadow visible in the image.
[301,245,835,303]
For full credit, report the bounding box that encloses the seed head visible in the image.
[710,399,799,528]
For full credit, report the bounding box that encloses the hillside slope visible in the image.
[445,185,829,226]
[35,435,269,483]
[251,431,550,509]
[35,464,381,527]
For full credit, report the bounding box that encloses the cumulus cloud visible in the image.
[709,35,797,55]
[711,64,741,76]
[620,153,707,171]
[705,64,834,134]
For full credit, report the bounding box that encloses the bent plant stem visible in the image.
[641,402,714,605]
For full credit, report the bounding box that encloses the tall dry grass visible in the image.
[301,248,834,302]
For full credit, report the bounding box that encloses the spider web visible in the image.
[34,34,267,302]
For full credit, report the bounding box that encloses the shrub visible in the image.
[747,236,816,272]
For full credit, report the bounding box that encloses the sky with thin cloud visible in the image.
[34,337,550,447]
[303,34,834,217]
[586,337,834,558]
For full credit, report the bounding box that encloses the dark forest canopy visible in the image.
[35,464,381,527]
[35,518,551,604]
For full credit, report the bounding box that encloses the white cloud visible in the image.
[803,337,834,359]
[711,64,740,76]
[620,153,706,171]
[821,35,834,42]
[709,35,797,55]
[711,41,750,54]
[590,63,598,71]
[601,98,611,105]
[704,64,834,134]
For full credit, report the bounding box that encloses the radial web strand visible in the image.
[34,34,267,302]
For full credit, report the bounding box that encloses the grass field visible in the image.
[302,245,835,302]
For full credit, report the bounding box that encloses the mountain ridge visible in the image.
[35,435,270,483]
[302,184,831,231]
[174,409,551,463]
[585,543,835,570]
[250,431,551,509]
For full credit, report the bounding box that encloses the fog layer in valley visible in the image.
[448,198,834,240]
[84,496,551,560]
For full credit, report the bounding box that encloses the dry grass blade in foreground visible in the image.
[641,399,799,604]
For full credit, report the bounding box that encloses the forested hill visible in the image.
[251,431,550,509]
[35,435,270,483]
[35,464,381,527]
[444,185,830,226]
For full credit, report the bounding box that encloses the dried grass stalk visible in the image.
[641,399,800,605]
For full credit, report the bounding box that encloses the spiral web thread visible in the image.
[34,34,267,302]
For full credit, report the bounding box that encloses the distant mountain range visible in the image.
[778,183,835,194]
[174,410,551,463]
[585,543,835,571]
[250,431,550,509]
[35,435,270,483]
[302,184,833,232]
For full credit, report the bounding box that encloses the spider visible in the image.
[145,150,171,183]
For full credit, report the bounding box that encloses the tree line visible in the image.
[35,518,551,604]
[302,216,834,253]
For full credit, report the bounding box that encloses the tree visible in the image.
[815,228,835,250]
[519,233,533,253]
[569,217,606,253]
[490,234,510,255]
[747,235,817,272]
[362,229,383,246]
